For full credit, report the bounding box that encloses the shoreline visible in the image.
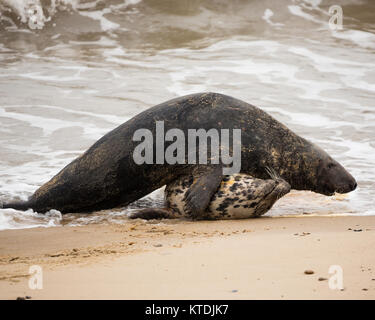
[0,216,374,299]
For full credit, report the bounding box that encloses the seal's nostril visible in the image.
[352,182,357,190]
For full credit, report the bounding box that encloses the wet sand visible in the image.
[0,216,374,300]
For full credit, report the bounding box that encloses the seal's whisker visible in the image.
[265,166,279,180]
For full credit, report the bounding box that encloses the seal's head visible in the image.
[252,178,291,216]
[265,167,291,199]
[253,167,291,216]
[316,156,357,196]
[273,178,292,199]
[263,178,291,205]
[288,144,357,196]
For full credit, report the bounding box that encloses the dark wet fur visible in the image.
[3,92,356,214]
[129,208,172,220]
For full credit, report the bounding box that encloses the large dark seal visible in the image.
[2,92,357,215]
[129,170,291,220]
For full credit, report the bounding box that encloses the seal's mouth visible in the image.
[324,191,335,196]
[321,182,357,196]
[335,182,357,194]
[320,186,335,196]
[267,179,291,200]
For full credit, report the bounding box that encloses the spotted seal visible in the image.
[130,170,291,220]
[2,92,357,215]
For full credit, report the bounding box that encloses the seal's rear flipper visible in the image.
[2,200,31,211]
[184,166,223,219]
[129,208,173,220]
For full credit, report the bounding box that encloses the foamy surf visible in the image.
[0,188,166,230]
[0,0,141,31]
[0,208,62,231]
[0,0,374,230]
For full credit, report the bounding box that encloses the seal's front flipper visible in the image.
[184,166,223,219]
[129,208,173,220]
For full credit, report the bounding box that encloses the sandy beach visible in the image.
[0,215,374,300]
[1,0,374,303]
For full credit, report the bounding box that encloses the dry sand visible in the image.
[0,216,374,300]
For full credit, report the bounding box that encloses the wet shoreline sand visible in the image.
[0,216,374,299]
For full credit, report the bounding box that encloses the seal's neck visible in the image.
[278,140,321,192]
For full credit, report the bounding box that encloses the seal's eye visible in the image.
[328,163,335,169]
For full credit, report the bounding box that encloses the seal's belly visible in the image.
[165,174,290,220]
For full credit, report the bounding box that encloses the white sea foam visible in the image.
[1,0,80,29]
[288,5,324,25]
[0,0,374,230]
[0,208,62,231]
[165,39,345,100]
[332,29,375,50]
[0,105,110,138]
[262,8,284,28]
[0,0,142,31]
[78,9,120,32]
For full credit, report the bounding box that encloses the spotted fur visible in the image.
[164,174,291,220]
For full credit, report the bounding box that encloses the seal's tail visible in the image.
[129,208,175,220]
[1,200,31,211]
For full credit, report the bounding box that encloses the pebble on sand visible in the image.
[318,277,327,281]
[16,296,31,300]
